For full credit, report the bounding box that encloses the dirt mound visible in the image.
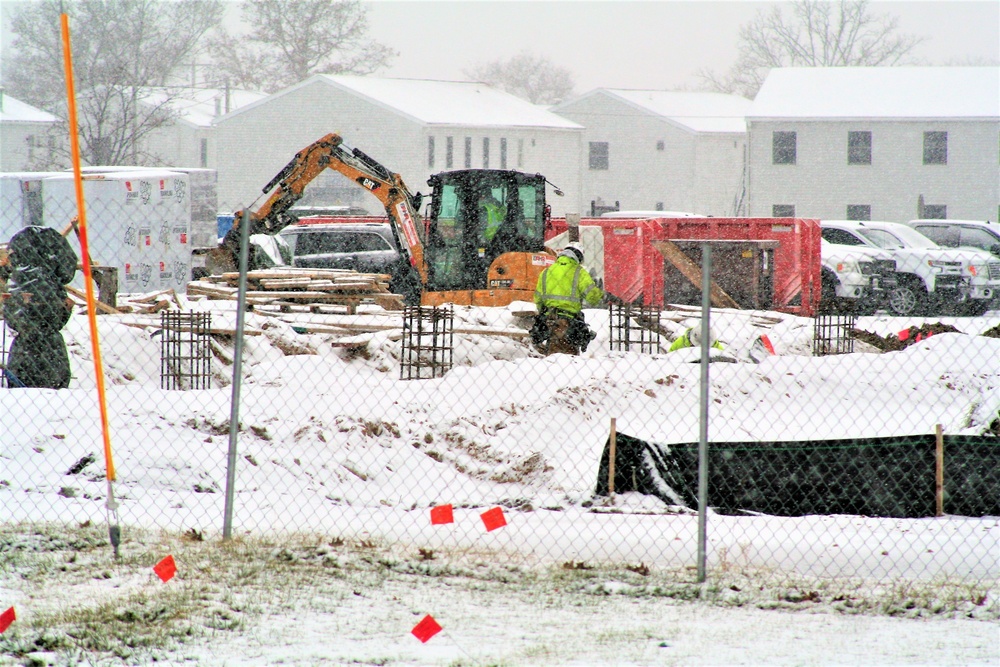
[852,322,962,352]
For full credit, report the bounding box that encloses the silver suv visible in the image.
[820,220,1000,316]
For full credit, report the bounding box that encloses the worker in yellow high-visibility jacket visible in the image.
[532,242,603,355]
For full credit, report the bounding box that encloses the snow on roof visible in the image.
[750,67,1000,120]
[140,87,267,127]
[222,74,583,130]
[0,93,59,124]
[555,89,751,133]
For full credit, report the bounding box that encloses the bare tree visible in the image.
[209,0,396,93]
[4,0,223,167]
[465,53,575,105]
[700,0,927,99]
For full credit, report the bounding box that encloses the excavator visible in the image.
[217,133,561,307]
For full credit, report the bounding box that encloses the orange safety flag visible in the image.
[760,334,776,355]
[430,504,454,525]
[153,555,177,582]
[411,614,443,643]
[480,507,507,532]
[0,607,14,633]
[898,329,911,341]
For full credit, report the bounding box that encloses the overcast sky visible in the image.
[364,1,999,94]
[0,1,996,97]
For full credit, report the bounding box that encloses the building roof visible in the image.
[219,74,583,130]
[141,87,267,127]
[749,66,1000,120]
[0,93,59,124]
[553,89,752,133]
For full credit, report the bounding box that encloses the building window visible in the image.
[464,137,472,168]
[922,204,947,219]
[500,138,507,169]
[848,131,871,165]
[772,204,795,217]
[589,141,609,170]
[924,131,947,165]
[428,136,435,168]
[846,204,871,221]
[482,138,490,168]
[200,138,208,168]
[446,137,453,169]
[655,202,664,211]
[517,139,524,167]
[772,131,796,164]
[26,135,35,161]
[656,140,665,151]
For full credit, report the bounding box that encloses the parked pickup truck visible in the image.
[820,220,1000,316]
[820,239,897,314]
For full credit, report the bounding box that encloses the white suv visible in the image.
[820,220,1000,316]
[905,219,1000,258]
[820,239,897,314]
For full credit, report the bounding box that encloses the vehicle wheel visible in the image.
[888,279,926,316]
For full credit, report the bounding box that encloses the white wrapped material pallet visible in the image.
[0,172,64,243]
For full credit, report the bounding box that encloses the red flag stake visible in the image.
[153,554,177,582]
[480,507,507,532]
[430,504,454,525]
[0,607,15,633]
[411,614,442,643]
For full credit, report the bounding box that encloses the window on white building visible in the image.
[923,132,947,165]
[772,132,796,165]
[446,137,453,169]
[922,204,947,219]
[464,137,472,169]
[589,142,609,170]
[848,131,871,165]
[200,139,208,168]
[772,204,795,217]
[428,136,435,168]
[846,204,871,221]
[482,137,490,168]
[500,138,507,169]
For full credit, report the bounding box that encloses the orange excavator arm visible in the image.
[225,133,427,282]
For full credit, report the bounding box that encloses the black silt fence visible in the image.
[595,433,1000,518]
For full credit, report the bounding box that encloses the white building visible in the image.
[550,89,752,216]
[211,75,584,217]
[141,87,266,170]
[0,90,60,171]
[746,67,1000,222]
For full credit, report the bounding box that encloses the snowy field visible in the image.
[1,300,999,665]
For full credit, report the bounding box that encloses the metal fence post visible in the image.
[223,209,251,539]
[696,243,712,583]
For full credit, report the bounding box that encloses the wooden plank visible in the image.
[116,320,263,336]
[651,240,741,310]
[65,285,121,315]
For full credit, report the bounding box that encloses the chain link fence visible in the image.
[2,183,998,606]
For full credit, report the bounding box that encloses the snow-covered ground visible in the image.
[2,300,998,665]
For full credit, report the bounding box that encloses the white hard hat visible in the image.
[688,325,716,346]
[560,241,584,263]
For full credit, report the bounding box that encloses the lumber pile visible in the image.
[187,268,405,314]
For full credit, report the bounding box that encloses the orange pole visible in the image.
[61,13,115,481]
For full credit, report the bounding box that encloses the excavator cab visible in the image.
[424,170,547,292]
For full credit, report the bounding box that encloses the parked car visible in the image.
[820,220,1000,316]
[904,219,1000,258]
[279,217,419,303]
[820,239,897,314]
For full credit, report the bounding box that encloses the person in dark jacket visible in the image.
[532,242,602,355]
[3,226,78,389]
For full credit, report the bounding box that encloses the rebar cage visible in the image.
[608,302,666,354]
[400,304,453,380]
[160,311,212,390]
[813,312,858,356]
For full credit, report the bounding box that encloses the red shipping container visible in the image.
[545,217,821,316]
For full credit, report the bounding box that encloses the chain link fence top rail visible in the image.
[2,186,999,601]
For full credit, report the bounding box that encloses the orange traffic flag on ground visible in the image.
[153,555,176,582]
[480,507,507,532]
[411,614,442,643]
[430,504,454,525]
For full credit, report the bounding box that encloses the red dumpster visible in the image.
[545,216,821,316]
